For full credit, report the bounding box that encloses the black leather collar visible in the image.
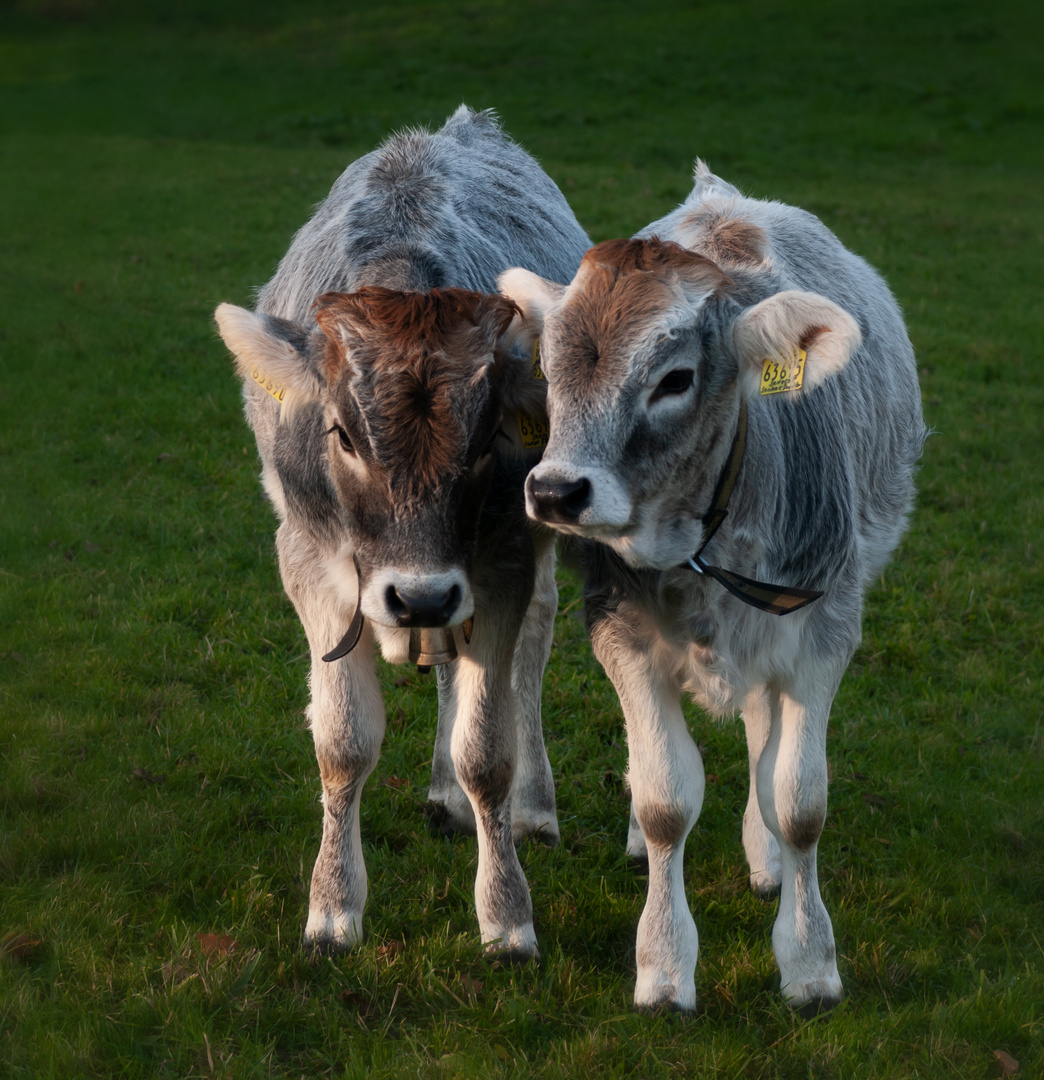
[682,399,823,616]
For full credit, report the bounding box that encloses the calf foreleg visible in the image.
[277,526,385,952]
[450,621,536,960]
[592,617,704,1013]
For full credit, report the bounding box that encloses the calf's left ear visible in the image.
[214,303,325,420]
[731,290,861,399]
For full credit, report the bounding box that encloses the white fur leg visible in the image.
[450,623,536,960]
[594,624,703,1011]
[277,525,385,954]
[742,687,782,896]
[756,673,843,1010]
[427,664,477,836]
[508,536,560,844]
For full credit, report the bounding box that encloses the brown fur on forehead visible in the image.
[314,286,520,380]
[677,209,768,267]
[367,351,481,497]
[552,238,732,392]
[580,237,733,286]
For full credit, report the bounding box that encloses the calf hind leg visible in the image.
[507,538,560,845]
[427,664,477,837]
[741,686,783,898]
[755,677,843,1011]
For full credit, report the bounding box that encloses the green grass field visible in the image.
[1,1,1042,1076]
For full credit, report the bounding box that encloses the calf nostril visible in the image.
[560,477,591,518]
[440,584,461,621]
[385,584,410,621]
[530,476,592,522]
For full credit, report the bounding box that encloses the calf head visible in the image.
[215,287,541,634]
[500,238,861,569]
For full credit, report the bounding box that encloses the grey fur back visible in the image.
[258,106,591,323]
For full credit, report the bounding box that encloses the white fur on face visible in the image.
[610,500,702,570]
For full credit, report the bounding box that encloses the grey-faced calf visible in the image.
[501,161,924,1011]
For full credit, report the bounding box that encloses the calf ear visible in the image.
[731,290,861,399]
[214,303,325,420]
[497,268,567,352]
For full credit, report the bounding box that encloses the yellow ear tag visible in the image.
[249,365,287,404]
[531,339,546,381]
[759,349,807,396]
[514,340,550,448]
[516,412,550,449]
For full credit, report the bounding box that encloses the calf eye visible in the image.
[327,423,354,454]
[651,369,695,403]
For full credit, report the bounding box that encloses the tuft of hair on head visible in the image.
[314,287,520,373]
[580,237,734,293]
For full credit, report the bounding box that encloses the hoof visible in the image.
[750,879,781,900]
[792,994,842,1020]
[633,998,701,1019]
[423,800,476,838]
[484,944,539,967]
[301,935,353,959]
[514,822,561,848]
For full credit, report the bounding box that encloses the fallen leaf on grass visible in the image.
[459,974,484,996]
[376,941,404,962]
[132,767,167,784]
[993,1050,1019,1076]
[1,933,43,962]
[705,773,719,785]
[195,933,236,957]
[382,775,407,789]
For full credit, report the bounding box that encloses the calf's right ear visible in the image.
[214,303,325,420]
[497,268,567,352]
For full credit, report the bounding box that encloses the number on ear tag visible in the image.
[250,366,287,403]
[759,349,807,396]
[516,412,550,449]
